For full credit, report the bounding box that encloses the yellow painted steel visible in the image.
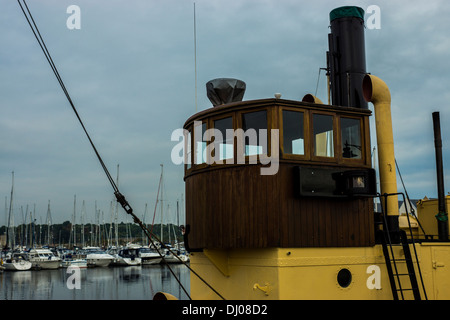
[417,195,450,238]
[363,74,399,216]
[190,247,391,300]
[153,291,179,300]
[188,245,450,300]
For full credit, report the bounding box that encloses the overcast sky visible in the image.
[1,0,450,226]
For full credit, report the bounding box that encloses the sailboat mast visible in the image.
[81,200,85,248]
[160,164,164,244]
[115,164,119,247]
[6,171,14,250]
[73,195,77,248]
[46,200,52,246]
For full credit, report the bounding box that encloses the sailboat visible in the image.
[1,252,32,271]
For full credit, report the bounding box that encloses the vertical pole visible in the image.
[432,112,448,240]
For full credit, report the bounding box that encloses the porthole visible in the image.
[337,268,352,288]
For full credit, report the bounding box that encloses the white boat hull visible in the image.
[114,257,142,266]
[3,260,32,271]
[87,257,113,267]
[161,252,189,264]
[61,259,88,268]
[140,252,163,265]
[30,259,61,270]
[141,257,163,265]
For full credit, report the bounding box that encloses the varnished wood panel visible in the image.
[185,163,375,250]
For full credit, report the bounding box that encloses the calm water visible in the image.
[0,264,190,300]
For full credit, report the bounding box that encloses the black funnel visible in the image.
[328,6,368,109]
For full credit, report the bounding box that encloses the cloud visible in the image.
[1,0,450,227]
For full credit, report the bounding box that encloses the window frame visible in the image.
[209,113,236,166]
[310,111,338,162]
[184,124,193,173]
[338,115,365,164]
[279,107,310,161]
[193,120,208,169]
[236,107,273,164]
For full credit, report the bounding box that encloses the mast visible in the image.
[167,204,171,245]
[109,201,113,247]
[115,164,119,247]
[46,200,52,246]
[160,164,164,244]
[177,200,180,228]
[5,171,14,250]
[81,200,86,248]
[142,203,148,245]
[95,201,99,246]
[23,205,28,249]
[73,195,77,248]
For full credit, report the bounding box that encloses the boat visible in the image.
[59,250,87,268]
[1,252,32,271]
[27,248,61,270]
[112,246,142,266]
[83,246,115,267]
[160,245,189,264]
[61,258,87,269]
[155,6,450,300]
[138,246,162,265]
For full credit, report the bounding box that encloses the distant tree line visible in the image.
[0,221,183,249]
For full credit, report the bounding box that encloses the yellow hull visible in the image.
[189,244,450,300]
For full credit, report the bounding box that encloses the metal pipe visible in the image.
[363,74,399,218]
[432,111,448,240]
[302,94,324,104]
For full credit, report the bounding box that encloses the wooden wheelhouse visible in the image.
[183,96,376,250]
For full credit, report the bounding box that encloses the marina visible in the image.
[0,263,190,300]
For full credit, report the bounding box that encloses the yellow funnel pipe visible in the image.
[302,93,324,104]
[363,74,399,216]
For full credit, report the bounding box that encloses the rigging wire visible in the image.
[395,158,426,235]
[314,67,328,99]
[17,0,225,300]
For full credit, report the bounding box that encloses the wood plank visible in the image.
[185,163,375,249]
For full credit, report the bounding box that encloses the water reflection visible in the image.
[0,264,190,300]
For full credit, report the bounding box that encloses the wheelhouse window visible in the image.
[341,117,362,159]
[242,110,267,156]
[282,110,304,155]
[185,128,192,169]
[194,121,207,164]
[213,117,234,161]
[313,114,334,158]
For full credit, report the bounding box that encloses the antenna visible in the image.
[194,2,198,112]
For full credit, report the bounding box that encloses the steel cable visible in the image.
[17,0,225,300]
